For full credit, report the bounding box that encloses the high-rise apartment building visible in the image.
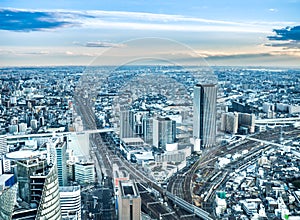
[221,112,239,134]
[0,136,10,174]
[193,84,217,148]
[0,135,7,155]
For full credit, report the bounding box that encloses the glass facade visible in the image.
[193,84,217,148]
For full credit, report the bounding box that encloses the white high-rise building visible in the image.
[75,161,95,185]
[60,186,81,220]
[221,112,239,134]
[18,123,27,133]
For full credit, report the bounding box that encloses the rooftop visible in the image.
[0,174,14,184]
[119,180,139,198]
[59,185,80,192]
[5,150,46,160]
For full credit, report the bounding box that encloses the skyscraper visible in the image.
[153,116,176,150]
[55,137,68,186]
[129,110,148,136]
[142,116,153,144]
[120,110,134,139]
[193,84,217,148]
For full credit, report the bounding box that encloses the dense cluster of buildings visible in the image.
[0,65,299,219]
[0,134,98,219]
[216,141,300,219]
[0,67,84,136]
[218,67,300,119]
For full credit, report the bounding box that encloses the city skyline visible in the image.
[0,0,299,67]
[1,65,300,219]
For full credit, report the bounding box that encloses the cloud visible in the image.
[268,8,278,12]
[0,9,75,31]
[205,52,273,60]
[203,52,300,66]
[76,41,126,48]
[267,25,300,49]
[268,25,300,41]
[1,8,294,33]
[265,41,300,49]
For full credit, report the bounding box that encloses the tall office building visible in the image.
[75,161,95,185]
[59,186,81,220]
[6,150,62,220]
[193,84,217,148]
[118,180,141,220]
[129,110,148,136]
[153,117,176,150]
[120,111,134,139]
[142,116,153,144]
[55,138,68,186]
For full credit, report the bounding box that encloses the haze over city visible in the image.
[0,0,300,66]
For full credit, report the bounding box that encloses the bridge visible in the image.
[4,128,114,142]
[256,117,300,125]
[243,136,286,148]
[165,192,213,220]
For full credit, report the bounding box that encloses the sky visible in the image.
[0,0,299,67]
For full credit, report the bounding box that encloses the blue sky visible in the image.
[0,0,299,66]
